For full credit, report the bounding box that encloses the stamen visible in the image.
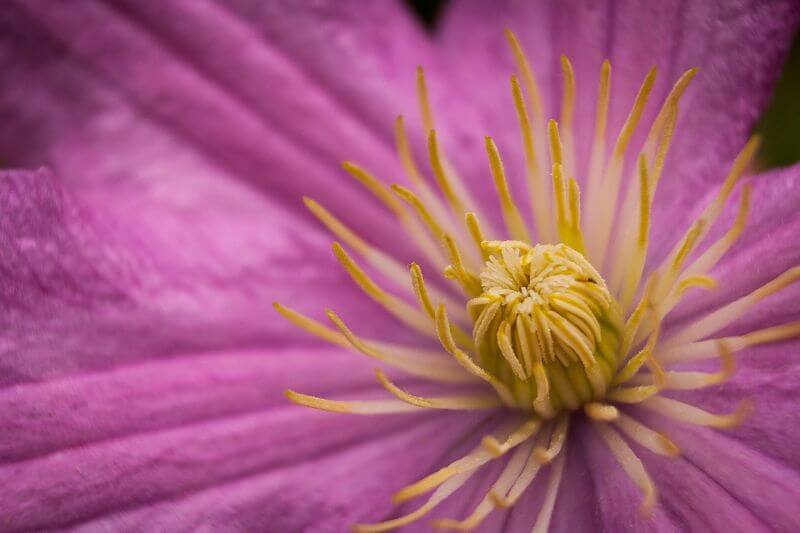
[594,421,657,515]
[465,213,490,262]
[394,421,530,504]
[607,385,661,404]
[660,185,751,314]
[586,60,611,211]
[431,440,534,531]
[643,68,698,164]
[305,196,465,315]
[641,396,751,428]
[533,416,570,464]
[285,390,419,414]
[436,304,516,406]
[375,369,500,410]
[416,68,493,239]
[332,242,439,338]
[273,302,350,349]
[392,184,448,241]
[342,161,447,268]
[652,136,760,302]
[584,402,620,421]
[618,154,652,310]
[394,115,455,234]
[559,55,577,177]
[548,119,564,168]
[675,274,718,297]
[510,75,552,241]
[416,66,435,133]
[615,322,661,386]
[485,136,531,242]
[354,470,477,532]
[326,310,474,383]
[622,274,659,355]
[504,29,545,138]
[429,129,469,218]
[659,340,736,390]
[587,66,657,266]
[481,419,541,457]
[657,320,800,364]
[409,262,471,328]
[664,266,800,346]
[614,412,680,456]
[443,234,483,296]
[493,417,569,507]
[531,448,567,533]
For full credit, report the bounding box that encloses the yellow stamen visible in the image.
[285,390,419,414]
[587,60,611,208]
[326,310,473,383]
[665,266,800,346]
[393,421,531,504]
[436,304,515,406]
[375,369,499,410]
[559,55,577,177]
[594,421,657,515]
[614,412,680,456]
[657,320,800,364]
[431,440,534,531]
[416,66,435,133]
[493,418,569,507]
[443,233,483,296]
[676,274,718,297]
[584,402,620,421]
[465,212,490,261]
[354,470,477,532]
[342,161,447,268]
[531,449,567,533]
[428,130,469,218]
[607,385,661,404]
[659,340,736,390]
[641,396,751,428]
[618,154,652,310]
[510,75,552,241]
[504,29,544,135]
[481,419,541,458]
[332,242,437,338]
[587,66,657,266]
[394,115,454,232]
[485,136,531,242]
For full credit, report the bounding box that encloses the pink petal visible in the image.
[0,1,438,255]
[1,404,486,530]
[0,168,407,386]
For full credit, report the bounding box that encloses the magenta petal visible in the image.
[0,409,485,530]
[0,1,432,251]
[0,168,407,386]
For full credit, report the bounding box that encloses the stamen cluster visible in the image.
[470,242,622,416]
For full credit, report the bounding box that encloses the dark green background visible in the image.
[405,0,800,170]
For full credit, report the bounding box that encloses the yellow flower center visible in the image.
[470,242,622,416]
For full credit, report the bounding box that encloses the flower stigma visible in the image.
[275,29,800,532]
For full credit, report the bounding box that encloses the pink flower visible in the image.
[0,1,798,531]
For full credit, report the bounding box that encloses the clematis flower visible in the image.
[0,1,799,531]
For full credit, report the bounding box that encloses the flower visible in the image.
[0,1,799,531]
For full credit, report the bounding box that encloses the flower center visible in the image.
[469,242,622,416]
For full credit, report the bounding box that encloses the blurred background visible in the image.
[406,0,800,170]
